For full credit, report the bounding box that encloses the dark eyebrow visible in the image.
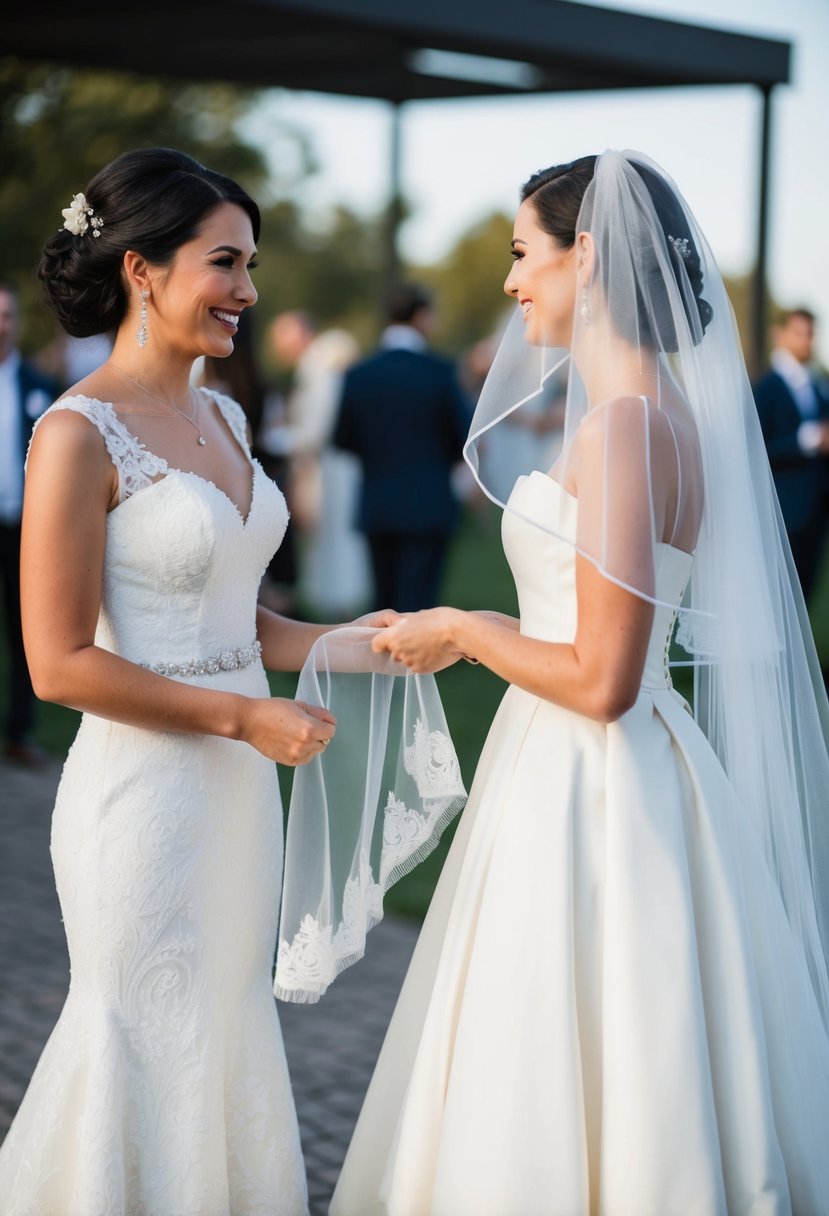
[207,245,243,256]
[510,238,527,248]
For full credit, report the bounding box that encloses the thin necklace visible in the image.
[109,361,207,446]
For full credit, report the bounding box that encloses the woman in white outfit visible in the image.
[0,147,395,1216]
[329,151,829,1215]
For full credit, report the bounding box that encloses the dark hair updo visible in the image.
[521,154,713,350]
[39,148,261,338]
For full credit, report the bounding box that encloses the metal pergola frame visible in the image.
[6,0,791,369]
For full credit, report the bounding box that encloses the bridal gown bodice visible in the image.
[0,392,309,1216]
[91,404,276,670]
[504,470,692,692]
[331,466,829,1216]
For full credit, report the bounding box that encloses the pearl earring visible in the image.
[580,284,592,325]
[137,290,149,348]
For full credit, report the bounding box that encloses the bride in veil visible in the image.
[321,151,829,1214]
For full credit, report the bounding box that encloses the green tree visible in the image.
[413,211,515,354]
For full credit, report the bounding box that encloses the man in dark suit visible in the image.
[334,284,470,612]
[0,283,56,764]
[754,307,829,600]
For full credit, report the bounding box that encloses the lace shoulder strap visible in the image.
[203,388,252,459]
[28,396,168,502]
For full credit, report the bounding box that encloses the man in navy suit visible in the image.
[754,308,829,601]
[334,284,470,612]
[0,283,56,764]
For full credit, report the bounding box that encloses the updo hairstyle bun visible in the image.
[39,148,261,339]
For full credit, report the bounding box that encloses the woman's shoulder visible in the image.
[572,394,651,464]
[28,385,142,476]
[32,390,116,443]
[26,398,119,495]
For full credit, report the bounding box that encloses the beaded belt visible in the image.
[142,639,262,678]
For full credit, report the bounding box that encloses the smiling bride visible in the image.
[0,147,403,1215]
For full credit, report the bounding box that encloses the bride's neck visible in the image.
[574,328,662,406]
[108,333,196,405]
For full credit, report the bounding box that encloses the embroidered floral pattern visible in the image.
[276,716,464,1003]
[404,717,463,799]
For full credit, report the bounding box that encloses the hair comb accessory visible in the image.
[668,234,690,260]
[61,192,104,238]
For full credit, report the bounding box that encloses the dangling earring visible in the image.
[137,289,149,348]
[579,284,592,326]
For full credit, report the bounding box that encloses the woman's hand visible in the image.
[370,608,466,674]
[350,608,401,630]
[239,697,336,765]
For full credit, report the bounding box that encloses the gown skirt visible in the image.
[331,679,829,1216]
[0,391,309,1216]
[0,662,308,1216]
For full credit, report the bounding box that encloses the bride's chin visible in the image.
[524,326,568,351]
[523,321,547,348]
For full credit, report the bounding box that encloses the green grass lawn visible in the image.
[3,506,827,922]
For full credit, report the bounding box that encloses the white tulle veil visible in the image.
[275,628,467,1003]
[466,150,829,1029]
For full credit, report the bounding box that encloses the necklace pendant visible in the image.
[198,436,207,446]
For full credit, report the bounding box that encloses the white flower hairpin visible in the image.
[61,192,104,238]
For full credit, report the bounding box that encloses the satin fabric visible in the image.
[331,473,829,1216]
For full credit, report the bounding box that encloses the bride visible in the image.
[0,147,401,1215]
[327,152,829,1214]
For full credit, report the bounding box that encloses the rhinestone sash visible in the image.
[141,639,262,678]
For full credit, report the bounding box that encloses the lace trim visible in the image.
[201,388,251,457]
[675,609,721,657]
[28,395,167,500]
[29,392,253,504]
[275,717,466,1003]
[404,717,463,798]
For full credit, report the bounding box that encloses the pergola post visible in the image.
[383,100,404,301]
[751,82,774,379]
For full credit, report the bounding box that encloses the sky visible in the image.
[243,0,829,359]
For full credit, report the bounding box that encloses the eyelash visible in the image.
[211,257,259,271]
[510,250,524,261]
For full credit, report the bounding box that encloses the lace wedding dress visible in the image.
[331,472,829,1216]
[0,392,308,1216]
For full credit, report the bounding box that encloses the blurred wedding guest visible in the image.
[334,283,471,612]
[0,283,56,764]
[754,307,829,600]
[265,310,369,617]
[199,311,299,614]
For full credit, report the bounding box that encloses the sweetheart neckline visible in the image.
[111,462,263,531]
[520,470,695,561]
[55,392,257,527]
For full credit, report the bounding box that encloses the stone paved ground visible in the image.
[0,756,420,1215]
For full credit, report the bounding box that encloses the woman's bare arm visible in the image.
[373,557,652,724]
[374,402,658,723]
